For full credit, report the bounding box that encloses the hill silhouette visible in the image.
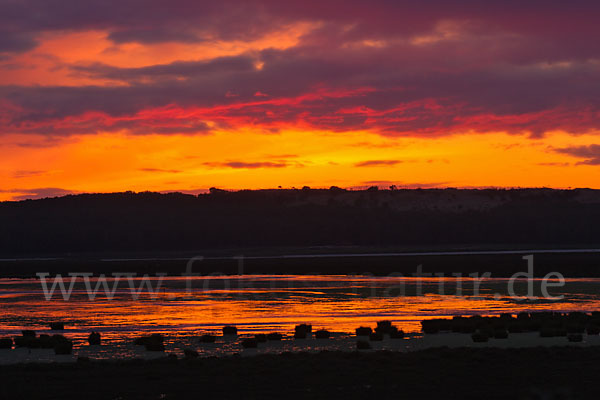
[1,187,600,255]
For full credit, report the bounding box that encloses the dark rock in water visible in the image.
[135,334,165,351]
[149,333,165,343]
[450,316,473,333]
[369,332,383,341]
[15,333,45,348]
[390,327,405,339]
[21,330,36,338]
[51,334,67,343]
[145,342,165,351]
[134,337,146,345]
[38,334,54,348]
[88,332,101,345]
[493,329,509,339]
[222,326,238,335]
[199,334,216,343]
[53,337,73,355]
[0,338,13,349]
[294,331,307,339]
[471,332,489,343]
[356,340,371,350]
[184,349,199,358]
[267,332,283,341]
[517,312,530,320]
[377,320,393,329]
[568,333,583,343]
[255,334,267,343]
[418,312,600,340]
[376,321,394,334]
[13,336,27,347]
[49,322,64,330]
[15,334,42,349]
[315,330,330,339]
[355,327,372,336]
[421,320,441,334]
[241,338,258,348]
[294,324,312,335]
[135,333,164,346]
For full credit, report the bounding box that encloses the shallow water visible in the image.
[1,275,600,361]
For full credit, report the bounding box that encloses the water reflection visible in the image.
[0,275,599,360]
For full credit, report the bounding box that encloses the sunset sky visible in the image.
[1,0,599,200]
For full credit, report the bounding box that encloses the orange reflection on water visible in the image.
[1,275,600,341]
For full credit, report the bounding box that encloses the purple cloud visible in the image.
[554,144,600,165]
[354,160,402,167]
[139,168,182,173]
[203,161,299,169]
[0,188,77,201]
[1,1,600,137]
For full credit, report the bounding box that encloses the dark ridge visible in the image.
[1,188,599,256]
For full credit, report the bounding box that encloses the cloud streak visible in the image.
[139,168,182,173]
[355,160,402,167]
[0,188,76,201]
[202,161,300,169]
[554,144,600,165]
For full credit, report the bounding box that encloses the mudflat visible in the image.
[1,346,598,399]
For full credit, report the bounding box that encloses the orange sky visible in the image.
[1,129,597,201]
[1,5,599,201]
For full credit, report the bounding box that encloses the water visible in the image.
[1,275,600,362]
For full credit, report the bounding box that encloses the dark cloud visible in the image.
[0,0,597,66]
[0,188,76,201]
[355,160,402,167]
[0,32,37,54]
[2,52,600,137]
[107,29,202,44]
[139,168,182,173]
[70,55,257,82]
[263,154,299,159]
[2,1,600,137]
[202,161,298,169]
[554,145,600,165]
[0,0,285,49]
[12,170,46,178]
[537,162,572,167]
[4,0,600,46]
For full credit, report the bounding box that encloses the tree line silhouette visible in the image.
[1,188,599,255]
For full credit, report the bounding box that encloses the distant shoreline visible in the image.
[2,248,600,278]
[2,247,600,263]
